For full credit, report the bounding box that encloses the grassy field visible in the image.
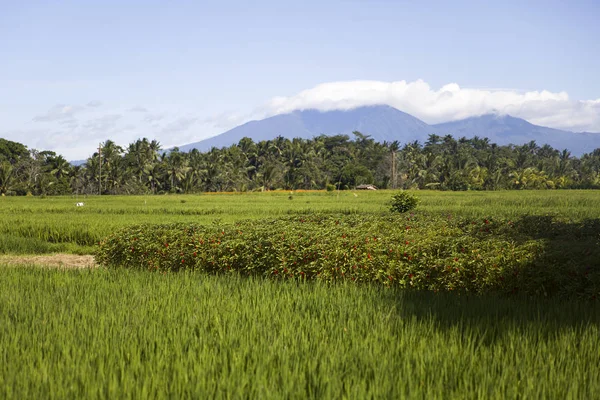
[1,267,599,399]
[1,190,599,254]
[1,190,600,398]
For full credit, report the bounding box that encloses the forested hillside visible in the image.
[1,133,599,195]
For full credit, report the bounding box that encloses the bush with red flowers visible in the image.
[95,213,600,299]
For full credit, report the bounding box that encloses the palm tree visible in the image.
[98,140,125,194]
[50,155,71,180]
[164,148,190,192]
[143,162,163,194]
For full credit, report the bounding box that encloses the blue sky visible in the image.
[1,0,599,159]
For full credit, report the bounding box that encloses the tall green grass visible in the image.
[1,267,599,399]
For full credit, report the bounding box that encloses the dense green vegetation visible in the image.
[1,268,599,399]
[96,213,600,298]
[2,133,600,195]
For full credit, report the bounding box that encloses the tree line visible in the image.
[1,133,599,195]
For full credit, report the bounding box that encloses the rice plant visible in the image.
[1,267,599,399]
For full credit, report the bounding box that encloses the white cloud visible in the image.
[160,117,198,136]
[129,106,148,113]
[17,105,203,159]
[144,113,166,123]
[33,100,102,122]
[264,79,600,132]
[33,104,85,122]
[203,111,252,130]
[58,119,79,129]
[82,114,123,135]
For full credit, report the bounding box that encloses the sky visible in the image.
[1,0,599,160]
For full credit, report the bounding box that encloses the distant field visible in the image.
[1,190,599,254]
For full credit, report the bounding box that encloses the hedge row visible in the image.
[95,214,600,298]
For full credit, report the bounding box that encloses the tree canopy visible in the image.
[1,133,599,195]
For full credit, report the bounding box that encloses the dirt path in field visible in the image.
[0,254,96,269]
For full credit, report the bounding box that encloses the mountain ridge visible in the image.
[176,105,435,153]
[171,106,599,156]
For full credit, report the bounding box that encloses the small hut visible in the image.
[355,184,377,190]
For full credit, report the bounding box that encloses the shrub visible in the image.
[390,191,419,213]
[95,214,600,299]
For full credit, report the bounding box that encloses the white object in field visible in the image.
[76,202,84,207]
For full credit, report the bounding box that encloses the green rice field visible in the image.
[0,190,599,254]
[1,190,600,398]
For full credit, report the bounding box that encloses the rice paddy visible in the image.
[1,190,599,398]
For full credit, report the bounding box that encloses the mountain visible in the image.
[432,114,599,155]
[176,105,434,152]
[173,106,600,156]
[68,159,87,166]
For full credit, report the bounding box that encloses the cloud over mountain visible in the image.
[265,80,600,132]
[11,80,600,160]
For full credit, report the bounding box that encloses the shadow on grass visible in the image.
[380,215,600,337]
[384,289,600,338]
[499,215,600,298]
